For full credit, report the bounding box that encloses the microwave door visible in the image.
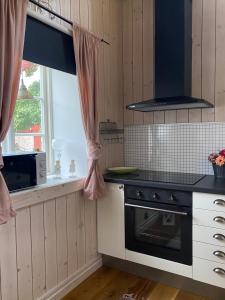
[2,154,37,192]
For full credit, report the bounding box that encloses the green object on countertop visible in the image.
[107,167,138,174]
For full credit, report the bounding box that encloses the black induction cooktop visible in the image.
[106,170,205,185]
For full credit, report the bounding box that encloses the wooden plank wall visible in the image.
[29,0,124,170]
[0,2,125,299]
[0,191,98,300]
[123,0,225,125]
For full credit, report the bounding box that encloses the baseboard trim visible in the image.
[38,257,102,300]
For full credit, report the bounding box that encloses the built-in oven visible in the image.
[125,185,192,265]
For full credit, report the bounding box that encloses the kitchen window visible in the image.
[2,60,87,177]
[2,60,53,171]
[3,14,87,177]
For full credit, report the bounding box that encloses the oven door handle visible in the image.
[125,203,189,216]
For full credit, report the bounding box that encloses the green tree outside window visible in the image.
[14,61,42,132]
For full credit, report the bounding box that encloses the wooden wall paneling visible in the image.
[176,109,189,123]
[80,0,89,28]
[143,0,154,124]
[0,189,100,300]
[0,219,18,300]
[30,204,46,299]
[154,111,165,124]
[56,196,68,283]
[102,0,110,173]
[88,0,96,32]
[84,197,98,262]
[91,0,107,170]
[108,0,118,125]
[132,0,144,124]
[189,0,203,123]
[70,0,80,23]
[201,0,216,122]
[44,199,58,290]
[99,142,107,172]
[100,0,111,170]
[60,0,72,28]
[102,0,112,124]
[16,208,33,300]
[60,0,71,19]
[76,191,86,268]
[123,0,225,125]
[92,0,105,123]
[103,0,124,169]
[215,0,225,122]
[123,0,134,125]
[67,193,78,276]
[165,111,177,124]
[112,0,123,129]
[104,0,122,126]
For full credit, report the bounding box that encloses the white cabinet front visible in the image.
[193,257,225,289]
[97,183,125,259]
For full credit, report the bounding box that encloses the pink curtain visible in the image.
[72,25,105,200]
[0,0,28,224]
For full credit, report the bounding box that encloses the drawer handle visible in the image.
[213,216,225,223]
[213,251,225,258]
[213,233,225,241]
[214,199,225,206]
[213,268,225,275]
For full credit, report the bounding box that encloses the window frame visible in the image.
[2,64,54,174]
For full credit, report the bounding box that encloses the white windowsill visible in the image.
[11,176,85,210]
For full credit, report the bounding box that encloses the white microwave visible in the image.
[1,152,47,192]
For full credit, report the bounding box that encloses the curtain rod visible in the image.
[29,0,110,45]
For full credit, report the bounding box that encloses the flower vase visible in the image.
[213,164,225,179]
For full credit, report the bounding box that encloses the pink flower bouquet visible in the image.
[208,149,225,178]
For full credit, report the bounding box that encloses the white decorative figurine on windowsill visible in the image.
[69,159,76,178]
[52,138,64,179]
[54,160,61,179]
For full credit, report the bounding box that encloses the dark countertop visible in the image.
[104,171,225,195]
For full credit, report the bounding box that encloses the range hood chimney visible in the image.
[127,0,213,112]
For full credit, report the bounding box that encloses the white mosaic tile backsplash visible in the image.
[124,122,225,175]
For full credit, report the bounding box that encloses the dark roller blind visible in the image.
[23,15,76,75]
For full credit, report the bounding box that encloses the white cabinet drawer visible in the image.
[193,225,225,247]
[193,257,225,289]
[193,192,225,212]
[193,208,225,230]
[194,241,225,264]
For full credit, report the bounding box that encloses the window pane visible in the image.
[22,61,40,97]
[15,135,43,152]
[14,61,43,134]
[14,99,42,133]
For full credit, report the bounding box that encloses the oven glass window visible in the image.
[134,208,181,250]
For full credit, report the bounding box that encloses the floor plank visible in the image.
[62,266,209,300]
[175,290,209,300]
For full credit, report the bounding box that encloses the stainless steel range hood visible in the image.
[127,96,213,112]
[127,0,214,113]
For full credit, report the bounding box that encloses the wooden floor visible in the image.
[62,266,209,300]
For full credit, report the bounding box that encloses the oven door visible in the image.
[125,200,192,265]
